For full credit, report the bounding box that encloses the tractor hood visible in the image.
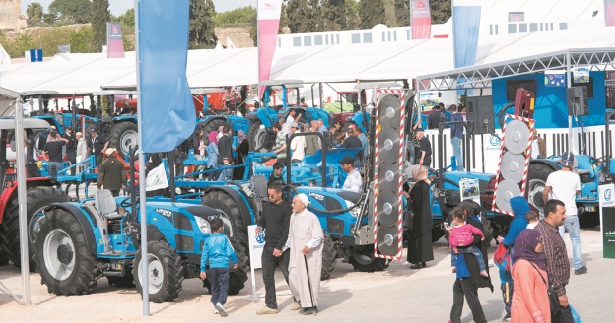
[145,202,219,221]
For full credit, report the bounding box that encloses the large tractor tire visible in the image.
[133,240,184,303]
[320,233,337,280]
[201,191,249,252]
[34,209,99,296]
[203,236,248,295]
[108,121,139,160]
[527,163,556,217]
[1,187,70,271]
[348,244,388,272]
[247,120,272,152]
[202,118,229,146]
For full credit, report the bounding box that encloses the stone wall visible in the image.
[0,0,27,30]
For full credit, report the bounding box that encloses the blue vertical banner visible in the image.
[452,0,482,68]
[138,0,195,153]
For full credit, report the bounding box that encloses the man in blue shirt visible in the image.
[449,104,465,171]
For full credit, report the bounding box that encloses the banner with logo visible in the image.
[600,184,615,258]
[544,71,566,88]
[257,0,283,97]
[107,22,125,58]
[411,0,432,39]
[452,0,482,68]
[247,225,265,269]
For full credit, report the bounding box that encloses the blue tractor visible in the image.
[246,80,331,152]
[30,151,249,302]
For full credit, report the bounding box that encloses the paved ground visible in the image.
[0,227,610,322]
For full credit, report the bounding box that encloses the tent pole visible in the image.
[15,95,31,305]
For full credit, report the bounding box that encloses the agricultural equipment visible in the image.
[191,89,252,146]
[202,87,408,279]
[30,149,248,302]
[246,80,331,152]
[0,116,71,268]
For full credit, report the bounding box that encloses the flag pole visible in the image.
[134,0,150,316]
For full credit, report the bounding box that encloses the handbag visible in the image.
[529,261,563,323]
[493,242,511,272]
[403,209,414,231]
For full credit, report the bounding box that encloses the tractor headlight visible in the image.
[345,200,360,218]
[195,217,211,235]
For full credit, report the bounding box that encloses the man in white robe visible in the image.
[284,194,323,315]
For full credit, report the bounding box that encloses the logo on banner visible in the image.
[256,229,266,244]
[605,189,612,202]
[487,135,501,150]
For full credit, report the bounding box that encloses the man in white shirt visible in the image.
[289,123,306,163]
[542,151,587,275]
[280,118,291,136]
[340,156,362,193]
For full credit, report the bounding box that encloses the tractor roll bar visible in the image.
[284,131,327,195]
[437,121,474,207]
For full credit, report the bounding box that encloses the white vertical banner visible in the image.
[247,225,265,300]
[599,184,615,247]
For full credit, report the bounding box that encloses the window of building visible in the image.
[495,24,499,34]
[519,23,527,33]
[407,29,411,40]
[559,22,568,30]
[363,32,373,43]
[304,36,312,46]
[393,31,397,41]
[336,34,340,44]
[550,23,554,30]
[529,23,538,32]
[509,12,524,22]
[293,36,301,47]
[314,35,323,45]
[352,33,361,43]
[508,24,517,33]
[490,25,493,35]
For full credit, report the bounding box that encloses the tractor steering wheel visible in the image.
[119,196,140,208]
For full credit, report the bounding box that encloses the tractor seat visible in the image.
[95,189,123,219]
[251,174,269,199]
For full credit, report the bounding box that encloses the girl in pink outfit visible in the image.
[448,209,488,277]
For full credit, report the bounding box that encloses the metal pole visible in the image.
[567,51,574,154]
[15,95,31,305]
[134,0,150,315]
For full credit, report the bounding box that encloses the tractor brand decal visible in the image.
[308,193,324,201]
[255,229,266,244]
[155,209,173,218]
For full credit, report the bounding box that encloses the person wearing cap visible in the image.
[284,194,323,316]
[75,131,88,173]
[62,128,77,175]
[340,155,362,193]
[97,148,126,197]
[289,122,307,163]
[543,151,586,276]
[88,128,108,167]
[415,127,432,168]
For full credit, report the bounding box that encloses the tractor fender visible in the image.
[529,158,561,171]
[0,179,58,222]
[44,203,98,256]
[203,186,254,228]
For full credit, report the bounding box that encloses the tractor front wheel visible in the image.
[203,236,248,295]
[133,240,184,303]
[348,244,388,272]
[320,233,337,280]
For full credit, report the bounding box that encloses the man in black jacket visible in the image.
[97,148,126,197]
[62,128,77,175]
[255,182,295,315]
[427,105,443,130]
[217,125,233,165]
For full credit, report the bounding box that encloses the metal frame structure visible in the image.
[416,47,615,91]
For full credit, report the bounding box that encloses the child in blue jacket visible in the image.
[200,218,238,317]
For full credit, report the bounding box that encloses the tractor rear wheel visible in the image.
[1,186,70,271]
[348,244,388,272]
[527,163,556,217]
[202,118,229,146]
[35,209,99,296]
[201,191,249,253]
[108,121,139,160]
[203,236,248,295]
[133,240,184,303]
[320,233,337,280]
[247,120,272,152]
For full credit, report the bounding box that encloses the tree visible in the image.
[27,2,44,26]
[344,0,361,30]
[430,0,451,25]
[394,0,410,27]
[286,0,311,33]
[321,0,345,31]
[91,0,110,52]
[189,0,217,49]
[360,0,385,29]
[117,8,135,27]
[48,0,92,25]
[215,6,255,26]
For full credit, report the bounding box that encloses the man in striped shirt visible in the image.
[535,199,574,323]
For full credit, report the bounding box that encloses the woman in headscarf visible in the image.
[449,199,494,323]
[511,229,550,323]
[407,164,434,269]
[206,130,219,181]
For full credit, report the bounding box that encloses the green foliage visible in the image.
[215,6,255,27]
[48,0,92,25]
[286,0,311,33]
[117,8,135,27]
[91,0,110,52]
[27,2,44,26]
[360,0,385,29]
[430,0,451,25]
[43,12,59,26]
[321,0,345,31]
[189,0,218,49]
[344,0,361,30]
[394,0,410,27]
[0,26,97,58]
[383,0,396,27]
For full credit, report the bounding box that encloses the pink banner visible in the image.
[411,0,432,39]
[107,22,125,58]
[607,0,615,26]
[257,0,283,97]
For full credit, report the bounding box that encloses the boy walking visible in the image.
[200,218,238,317]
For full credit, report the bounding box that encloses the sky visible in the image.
[21,0,256,17]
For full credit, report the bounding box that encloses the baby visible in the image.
[525,210,539,229]
[448,209,488,277]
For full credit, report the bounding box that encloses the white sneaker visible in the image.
[213,308,219,314]
[215,303,228,317]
